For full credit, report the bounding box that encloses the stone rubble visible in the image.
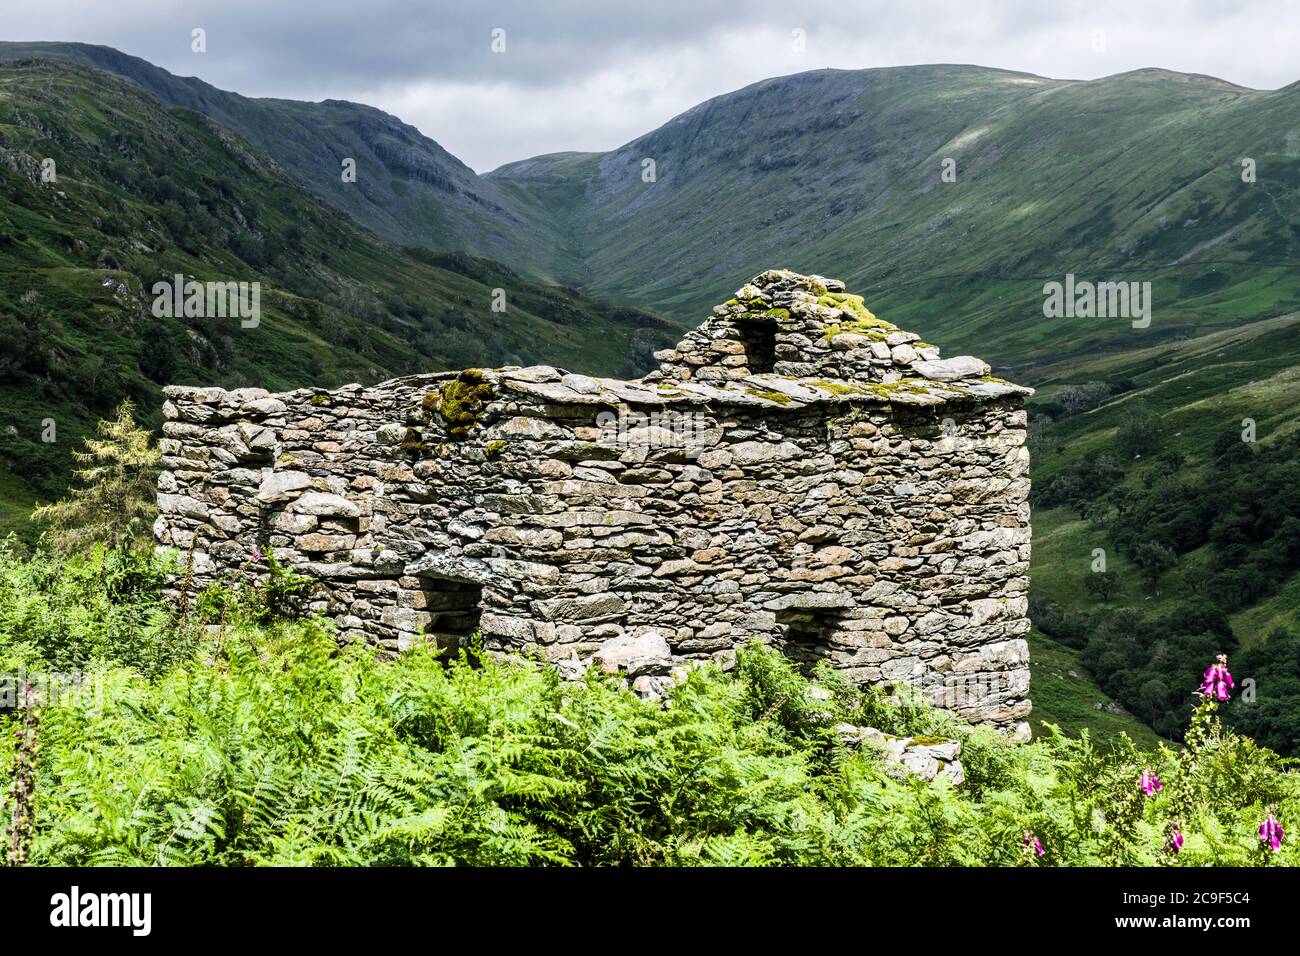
[835,724,967,785]
[155,269,1034,737]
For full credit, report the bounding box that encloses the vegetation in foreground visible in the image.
[1,348,1295,869]
[1,542,1296,867]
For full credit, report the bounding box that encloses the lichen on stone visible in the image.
[429,369,492,440]
[818,292,891,329]
[811,378,937,401]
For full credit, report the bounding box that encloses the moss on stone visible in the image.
[818,292,892,330]
[811,379,881,398]
[484,439,507,458]
[745,388,793,405]
[309,393,331,407]
[810,378,937,401]
[429,370,492,440]
[822,321,886,343]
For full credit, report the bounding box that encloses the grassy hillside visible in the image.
[0,41,577,277]
[490,65,1300,361]
[0,58,676,540]
[18,49,1300,366]
[1028,311,1300,632]
[1025,630,1165,750]
[1025,305,1300,751]
[16,49,1298,374]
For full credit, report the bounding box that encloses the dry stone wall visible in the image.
[155,270,1034,737]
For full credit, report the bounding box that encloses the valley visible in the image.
[2,44,1298,750]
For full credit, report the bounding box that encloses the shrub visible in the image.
[29,400,159,555]
[1114,401,1163,459]
[2,604,1295,866]
[0,541,192,676]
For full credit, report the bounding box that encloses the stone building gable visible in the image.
[155,270,1034,738]
[646,268,998,387]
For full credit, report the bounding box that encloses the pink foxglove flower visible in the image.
[1167,825,1184,854]
[1139,769,1162,797]
[1198,654,1233,702]
[1023,830,1045,858]
[1260,812,1284,852]
[252,546,264,562]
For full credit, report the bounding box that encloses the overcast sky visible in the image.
[4,0,1298,171]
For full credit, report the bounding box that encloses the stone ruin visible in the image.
[154,269,1034,737]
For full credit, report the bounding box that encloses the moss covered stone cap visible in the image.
[642,268,1032,405]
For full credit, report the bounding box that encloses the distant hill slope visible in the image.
[490,65,1300,370]
[0,57,675,535]
[13,45,1298,377]
[0,41,580,281]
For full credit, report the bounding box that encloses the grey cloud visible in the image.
[4,0,1299,170]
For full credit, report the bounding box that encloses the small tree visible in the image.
[1084,571,1118,602]
[1132,540,1177,592]
[1115,401,1163,459]
[31,400,160,553]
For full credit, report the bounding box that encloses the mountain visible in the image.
[0,56,675,535]
[489,65,1300,370]
[14,46,1298,377]
[0,41,578,279]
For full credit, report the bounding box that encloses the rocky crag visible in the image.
[155,270,1033,736]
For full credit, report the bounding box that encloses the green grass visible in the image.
[1027,629,1166,751]
[1230,571,1300,649]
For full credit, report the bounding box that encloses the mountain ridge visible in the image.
[0,41,577,279]
[10,41,1296,351]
